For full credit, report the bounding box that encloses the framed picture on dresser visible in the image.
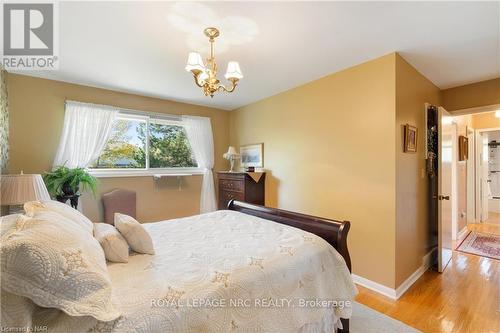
[240,143,263,168]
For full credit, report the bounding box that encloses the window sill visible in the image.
[88,168,205,178]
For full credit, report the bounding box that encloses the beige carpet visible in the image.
[456,231,500,260]
[351,302,420,333]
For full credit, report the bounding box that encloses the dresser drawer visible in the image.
[221,190,244,201]
[219,190,245,209]
[220,179,244,193]
[217,172,265,210]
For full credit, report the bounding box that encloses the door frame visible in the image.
[475,127,500,223]
[466,126,475,224]
[450,122,458,240]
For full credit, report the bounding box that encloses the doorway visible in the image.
[447,107,500,245]
[475,128,500,225]
[428,106,500,270]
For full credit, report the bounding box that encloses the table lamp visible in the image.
[1,173,51,214]
[223,146,240,172]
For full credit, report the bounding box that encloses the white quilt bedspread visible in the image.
[37,210,357,333]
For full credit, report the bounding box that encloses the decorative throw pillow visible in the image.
[24,200,94,234]
[1,210,120,321]
[0,214,25,237]
[94,223,129,263]
[114,213,155,255]
[0,290,36,330]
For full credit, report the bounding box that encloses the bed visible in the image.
[1,200,357,333]
[227,200,355,332]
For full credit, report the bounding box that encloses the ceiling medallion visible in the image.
[185,27,243,98]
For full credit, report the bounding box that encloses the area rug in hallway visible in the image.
[456,231,500,260]
[351,302,420,333]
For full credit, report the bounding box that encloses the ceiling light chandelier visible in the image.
[185,27,243,98]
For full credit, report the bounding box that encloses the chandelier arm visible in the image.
[217,85,228,93]
[192,73,205,88]
[222,80,238,93]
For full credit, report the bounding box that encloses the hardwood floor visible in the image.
[482,212,500,226]
[355,222,500,333]
[468,222,500,235]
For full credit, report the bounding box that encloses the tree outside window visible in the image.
[92,116,196,169]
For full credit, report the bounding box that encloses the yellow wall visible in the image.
[230,54,397,288]
[7,73,230,222]
[443,78,500,112]
[394,55,441,286]
[471,111,500,129]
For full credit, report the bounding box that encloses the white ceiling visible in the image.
[17,1,500,110]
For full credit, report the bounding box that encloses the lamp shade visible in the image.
[226,146,238,155]
[1,174,50,205]
[185,52,205,72]
[224,61,243,80]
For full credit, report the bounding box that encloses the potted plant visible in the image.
[43,166,98,198]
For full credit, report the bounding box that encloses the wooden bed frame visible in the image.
[228,200,352,333]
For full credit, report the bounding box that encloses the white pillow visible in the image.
[1,210,120,321]
[94,223,129,263]
[24,200,93,234]
[0,290,36,330]
[114,213,155,255]
[0,214,25,237]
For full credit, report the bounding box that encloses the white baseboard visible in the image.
[395,249,434,298]
[457,227,469,242]
[352,249,434,300]
[351,274,397,299]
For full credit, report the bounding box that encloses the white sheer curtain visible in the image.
[182,115,217,213]
[53,101,118,168]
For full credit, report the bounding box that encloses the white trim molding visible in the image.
[449,103,500,116]
[352,249,435,300]
[395,249,434,299]
[89,168,204,178]
[351,274,397,299]
[457,227,469,243]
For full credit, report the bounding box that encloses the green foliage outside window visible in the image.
[93,118,197,169]
[135,122,196,168]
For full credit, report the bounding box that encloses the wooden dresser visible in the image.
[217,172,265,210]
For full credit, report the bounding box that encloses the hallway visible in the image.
[467,212,500,237]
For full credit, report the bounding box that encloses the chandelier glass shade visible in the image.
[185,27,243,98]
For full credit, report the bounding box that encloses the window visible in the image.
[93,116,146,169]
[148,119,197,168]
[90,113,198,175]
